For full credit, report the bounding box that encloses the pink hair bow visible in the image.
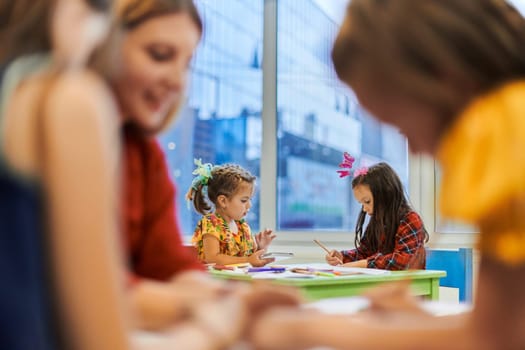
[353,167,368,177]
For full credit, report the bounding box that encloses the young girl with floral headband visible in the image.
[187,160,276,267]
[326,153,428,270]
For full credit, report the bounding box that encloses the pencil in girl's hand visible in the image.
[314,239,343,265]
[313,239,331,254]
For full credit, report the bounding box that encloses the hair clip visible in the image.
[336,152,368,178]
[336,152,355,178]
[185,158,214,204]
[191,158,214,188]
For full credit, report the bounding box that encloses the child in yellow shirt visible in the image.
[187,160,276,266]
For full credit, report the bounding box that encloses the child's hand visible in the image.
[325,250,344,266]
[255,228,276,250]
[249,249,275,267]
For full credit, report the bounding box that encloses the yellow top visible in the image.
[191,213,255,261]
[437,81,525,265]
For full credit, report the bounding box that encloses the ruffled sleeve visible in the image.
[191,214,224,260]
[437,81,525,265]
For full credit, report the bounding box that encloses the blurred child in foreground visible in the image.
[250,1,525,349]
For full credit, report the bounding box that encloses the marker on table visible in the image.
[247,267,286,273]
[289,268,335,277]
[314,271,336,277]
[313,239,343,265]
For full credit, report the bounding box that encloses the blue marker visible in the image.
[247,267,286,273]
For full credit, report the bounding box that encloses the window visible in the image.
[275,0,408,232]
[434,166,478,234]
[159,0,264,234]
[159,0,410,237]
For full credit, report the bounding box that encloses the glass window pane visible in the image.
[159,0,264,234]
[276,0,409,231]
[435,167,478,233]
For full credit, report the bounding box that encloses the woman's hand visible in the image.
[325,249,344,266]
[362,280,430,318]
[255,228,276,250]
[171,270,233,297]
[249,249,275,267]
[187,295,248,349]
[130,279,187,330]
[248,307,321,350]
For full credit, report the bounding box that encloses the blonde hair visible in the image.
[332,0,525,122]
[189,164,256,215]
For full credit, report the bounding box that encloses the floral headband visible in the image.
[337,152,368,178]
[185,158,215,202]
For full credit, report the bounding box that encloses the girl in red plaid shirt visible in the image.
[326,162,428,270]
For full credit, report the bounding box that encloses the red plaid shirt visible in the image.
[342,211,427,270]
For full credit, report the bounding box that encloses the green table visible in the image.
[210,269,446,301]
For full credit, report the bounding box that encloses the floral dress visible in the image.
[191,213,256,261]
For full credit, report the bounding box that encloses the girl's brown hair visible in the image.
[351,162,428,254]
[332,0,525,125]
[190,164,256,215]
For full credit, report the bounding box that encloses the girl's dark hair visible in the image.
[352,162,427,253]
[191,164,256,215]
[332,0,525,125]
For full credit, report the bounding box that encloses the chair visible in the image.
[426,248,473,303]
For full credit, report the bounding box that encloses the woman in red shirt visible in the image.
[103,0,301,337]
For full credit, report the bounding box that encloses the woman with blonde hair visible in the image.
[95,0,301,340]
